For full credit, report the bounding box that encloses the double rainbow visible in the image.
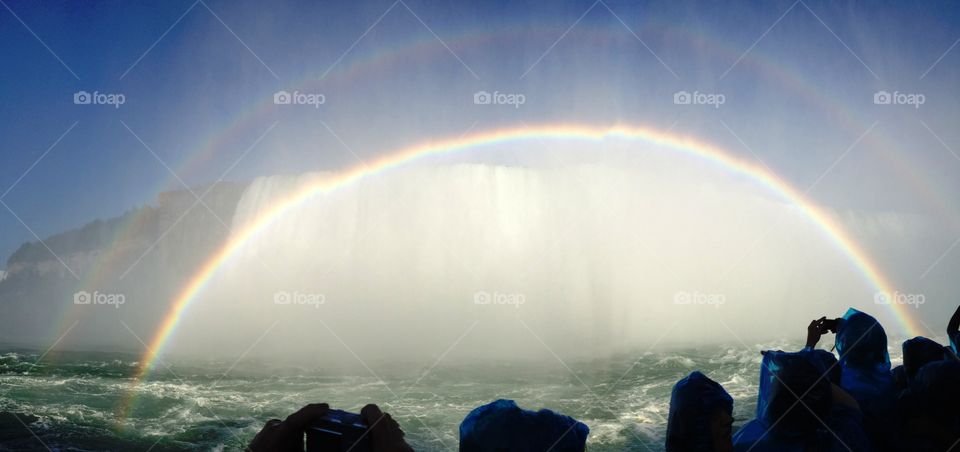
[124,123,918,413]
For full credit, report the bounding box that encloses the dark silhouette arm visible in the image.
[361,404,414,452]
[806,317,826,349]
[949,304,960,339]
[248,403,329,452]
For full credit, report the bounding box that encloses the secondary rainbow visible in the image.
[130,122,919,386]
[162,24,960,235]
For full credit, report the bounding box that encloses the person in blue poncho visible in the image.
[731,349,870,452]
[892,336,946,390]
[666,371,734,452]
[459,399,589,452]
[897,359,960,451]
[833,308,899,451]
[806,308,899,451]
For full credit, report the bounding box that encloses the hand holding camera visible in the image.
[248,403,412,452]
[806,316,841,349]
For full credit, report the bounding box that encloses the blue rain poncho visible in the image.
[666,371,733,452]
[835,309,890,373]
[459,399,589,452]
[805,348,841,385]
[892,364,907,391]
[950,330,960,357]
[912,360,960,424]
[897,360,960,450]
[901,336,946,383]
[834,308,897,451]
[732,350,870,452]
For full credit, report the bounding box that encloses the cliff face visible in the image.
[4,182,247,279]
[0,182,248,346]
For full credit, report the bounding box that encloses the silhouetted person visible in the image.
[248,403,412,452]
[892,336,946,390]
[666,371,733,452]
[901,336,945,380]
[836,309,899,451]
[459,399,589,452]
[732,350,870,451]
[897,359,960,451]
[948,303,960,356]
[809,309,902,450]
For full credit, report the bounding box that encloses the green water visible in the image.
[0,341,900,451]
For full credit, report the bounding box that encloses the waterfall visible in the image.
[170,156,871,363]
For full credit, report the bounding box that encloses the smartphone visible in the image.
[822,318,839,333]
[305,409,372,452]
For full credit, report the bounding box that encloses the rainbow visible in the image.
[162,24,960,233]
[74,24,958,343]
[130,124,921,381]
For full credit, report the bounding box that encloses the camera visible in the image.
[822,318,839,334]
[306,409,372,452]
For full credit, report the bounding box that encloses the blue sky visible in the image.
[2,0,960,273]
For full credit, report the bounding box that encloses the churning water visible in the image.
[4,341,906,451]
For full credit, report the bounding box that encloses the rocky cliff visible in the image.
[0,181,248,346]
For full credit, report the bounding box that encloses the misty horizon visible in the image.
[2,1,960,450]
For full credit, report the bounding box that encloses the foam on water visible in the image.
[0,341,911,450]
